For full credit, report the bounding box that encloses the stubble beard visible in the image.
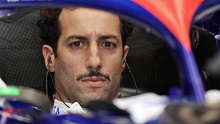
[76,76,120,107]
[55,68,121,108]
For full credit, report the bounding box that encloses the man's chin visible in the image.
[78,93,105,107]
[86,92,105,100]
[87,92,109,100]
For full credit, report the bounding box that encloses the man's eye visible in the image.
[72,41,83,47]
[103,42,115,47]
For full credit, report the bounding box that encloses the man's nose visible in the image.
[85,43,103,70]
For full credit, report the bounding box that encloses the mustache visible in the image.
[76,69,111,82]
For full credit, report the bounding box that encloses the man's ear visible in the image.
[122,45,129,72]
[42,45,55,72]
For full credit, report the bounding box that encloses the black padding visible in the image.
[0,8,46,92]
[121,25,180,95]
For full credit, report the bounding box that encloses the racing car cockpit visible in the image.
[0,0,219,124]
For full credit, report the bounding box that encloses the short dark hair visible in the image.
[37,8,133,57]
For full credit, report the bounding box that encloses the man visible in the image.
[37,7,133,115]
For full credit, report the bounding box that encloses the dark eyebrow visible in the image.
[65,35,88,43]
[64,35,120,43]
[99,35,119,43]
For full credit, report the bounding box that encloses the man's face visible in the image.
[48,8,128,107]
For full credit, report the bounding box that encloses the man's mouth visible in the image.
[81,76,107,87]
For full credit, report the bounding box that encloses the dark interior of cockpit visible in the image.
[0,8,219,100]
